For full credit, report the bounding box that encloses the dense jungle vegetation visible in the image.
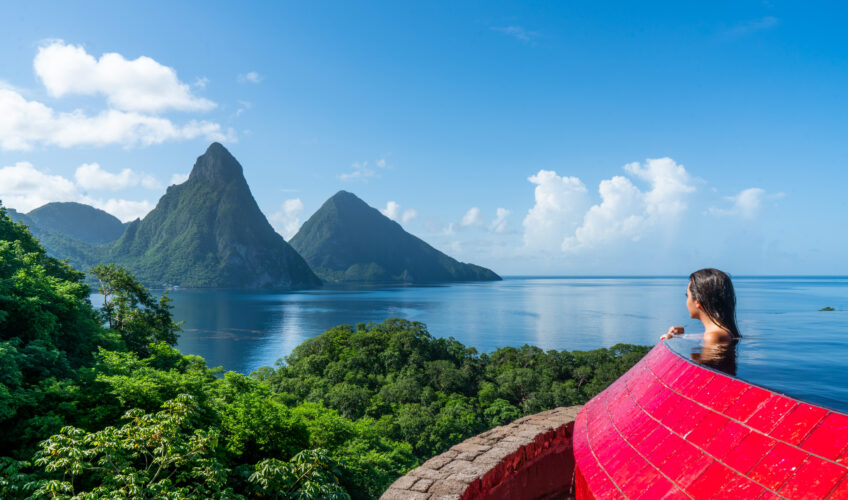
[0,204,649,499]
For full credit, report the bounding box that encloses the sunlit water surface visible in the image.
[92,277,848,410]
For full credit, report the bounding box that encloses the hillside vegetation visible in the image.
[0,204,648,498]
[290,191,501,283]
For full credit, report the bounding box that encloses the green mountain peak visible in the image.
[290,191,501,283]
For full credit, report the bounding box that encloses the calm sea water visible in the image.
[95,277,848,411]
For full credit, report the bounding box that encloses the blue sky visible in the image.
[0,1,845,275]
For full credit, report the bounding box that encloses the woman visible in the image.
[661,268,741,375]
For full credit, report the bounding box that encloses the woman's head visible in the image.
[687,268,741,338]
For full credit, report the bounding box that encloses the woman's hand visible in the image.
[661,326,685,340]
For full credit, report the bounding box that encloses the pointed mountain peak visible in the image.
[189,142,243,184]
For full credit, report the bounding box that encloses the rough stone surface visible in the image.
[379,406,582,499]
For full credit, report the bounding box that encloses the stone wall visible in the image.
[381,405,582,500]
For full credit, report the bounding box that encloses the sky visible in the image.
[0,1,845,275]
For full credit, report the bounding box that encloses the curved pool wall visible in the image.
[573,341,848,499]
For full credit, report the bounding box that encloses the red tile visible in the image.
[770,403,828,445]
[626,415,657,447]
[610,453,649,491]
[620,463,663,499]
[643,389,671,414]
[712,474,764,500]
[756,492,782,500]
[668,363,700,390]
[687,411,730,449]
[723,432,777,474]
[724,386,772,421]
[694,375,732,406]
[664,399,709,435]
[636,425,671,456]
[828,476,848,499]
[748,442,809,491]
[646,434,684,468]
[801,412,848,460]
[709,379,751,413]
[673,451,714,490]
[746,395,797,434]
[779,455,847,499]
[677,367,716,395]
[686,462,737,499]
[659,441,702,480]
[653,392,686,421]
[704,421,751,459]
[634,475,676,500]
[638,380,664,407]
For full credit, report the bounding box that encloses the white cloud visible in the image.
[34,41,215,113]
[491,26,541,43]
[381,201,401,220]
[523,170,590,250]
[381,201,417,225]
[708,187,782,219]
[443,223,456,235]
[491,208,510,233]
[193,77,209,89]
[270,198,304,240]
[376,158,387,168]
[170,172,189,185]
[461,207,483,227]
[238,71,262,84]
[96,198,154,221]
[75,162,161,191]
[401,209,417,224]
[0,88,235,151]
[0,161,153,221]
[562,158,695,251]
[339,161,376,181]
[0,161,80,211]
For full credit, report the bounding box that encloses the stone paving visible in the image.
[381,405,582,500]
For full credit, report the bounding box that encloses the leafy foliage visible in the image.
[0,201,648,498]
[265,319,649,458]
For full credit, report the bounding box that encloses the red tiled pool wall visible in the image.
[460,422,576,500]
[573,341,848,499]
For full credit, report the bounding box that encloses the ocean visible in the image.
[95,276,848,411]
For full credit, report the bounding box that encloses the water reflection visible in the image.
[689,338,739,377]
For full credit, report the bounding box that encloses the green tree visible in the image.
[90,263,181,356]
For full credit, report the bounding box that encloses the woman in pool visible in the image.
[661,268,741,375]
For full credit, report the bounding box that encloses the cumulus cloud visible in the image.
[270,198,304,240]
[170,172,189,185]
[461,207,483,227]
[339,161,376,181]
[562,158,695,251]
[96,198,154,221]
[708,187,782,219]
[0,161,153,221]
[523,170,590,250]
[401,209,417,224]
[0,161,79,211]
[491,208,510,233]
[0,88,234,151]
[75,162,160,190]
[238,71,262,84]
[34,41,215,113]
[381,201,416,225]
[381,201,401,220]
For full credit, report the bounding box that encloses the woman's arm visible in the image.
[660,325,685,340]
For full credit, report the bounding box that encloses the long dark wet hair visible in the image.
[689,268,741,338]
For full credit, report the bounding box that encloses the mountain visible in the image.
[108,143,321,289]
[289,190,501,283]
[6,206,104,271]
[28,202,125,245]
